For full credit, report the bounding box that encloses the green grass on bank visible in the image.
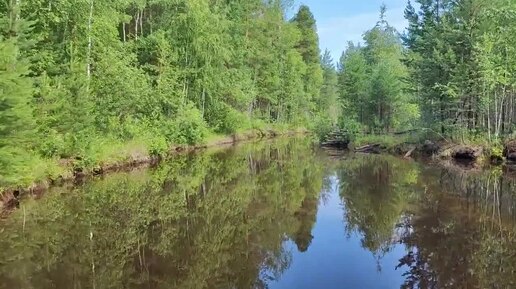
[1,124,308,192]
[350,129,515,148]
[351,134,413,148]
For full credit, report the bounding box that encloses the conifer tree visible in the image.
[0,0,33,185]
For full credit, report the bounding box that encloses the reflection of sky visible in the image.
[268,174,408,289]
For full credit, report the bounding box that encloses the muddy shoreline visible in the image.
[324,139,516,179]
[352,139,515,166]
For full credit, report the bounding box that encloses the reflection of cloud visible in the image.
[317,7,407,62]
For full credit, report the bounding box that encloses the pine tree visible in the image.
[338,43,369,128]
[292,5,323,118]
[320,49,339,124]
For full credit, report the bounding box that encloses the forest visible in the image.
[336,0,516,139]
[1,0,515,188]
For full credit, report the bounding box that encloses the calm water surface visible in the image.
[1,138,515,289]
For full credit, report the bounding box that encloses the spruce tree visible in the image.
[0,0,33,185]
[292,5,323,118]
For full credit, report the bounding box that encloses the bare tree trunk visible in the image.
[139,10,143,37]
[149,9,153,34]
[440,98,445,134]
[497,93,504,137]
[15,0,20,22]
[135,11,139,40]
[509,92,513,133]
[183,52,188,105]
[8,0,20,33]
[484,81,491,141]
[8,0,13,32]
[122,22,126,42]
[501,91,506,135]
[87,0,94,89]
[487,101,491,142]
[494,90,499,137]
[201,87,205,117]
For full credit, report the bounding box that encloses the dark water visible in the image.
[1,138,515,289]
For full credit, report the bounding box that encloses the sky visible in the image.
[292,0,409,62]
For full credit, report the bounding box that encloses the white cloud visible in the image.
[317,6,407,62]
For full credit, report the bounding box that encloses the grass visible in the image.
[92,138,150,163]
[352,134,413,148]
[2,125,308,193]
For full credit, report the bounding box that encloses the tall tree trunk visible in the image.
[149,9,153,34]
[501,91,506,135]
[8,0,20,34]
[122,22,126,42]
[486,83,491,141]
[201,87,205,118]
[87,0,94,90]
[440,97,445,134]
[15,0,20,23]
[140,10,143,37]
[135,11,139,40]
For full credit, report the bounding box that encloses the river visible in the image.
[1,138,515,289]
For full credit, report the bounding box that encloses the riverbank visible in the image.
[0,127,309,211]
[348,134,516,168]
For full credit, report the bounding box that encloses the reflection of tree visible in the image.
[292,193,319,252]
[396,167,516,289]
[0,138,325,289]
[336,154,516,288]
[338,155,419,255]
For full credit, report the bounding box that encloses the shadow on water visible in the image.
[0,138,515,289]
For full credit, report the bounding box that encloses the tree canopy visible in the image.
[0,1,338,187]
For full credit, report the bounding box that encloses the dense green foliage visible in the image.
[337,6,420,134]
[335,1,515,140]
[0,1,337,187]
[2,0,515,187]
[404,0,516,140]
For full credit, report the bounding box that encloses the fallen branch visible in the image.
[355,144,382,154]
[404,147,416,158]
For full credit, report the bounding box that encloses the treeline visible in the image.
[0,1,331,186]
[337,6,419,134]
[404,0,516,139]
[336,1,516,140]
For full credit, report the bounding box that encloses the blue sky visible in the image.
[292,0,409,61]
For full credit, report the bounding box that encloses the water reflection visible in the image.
[337,154,419,256]
[0,139,325,289]
[396,166,516,289]
[335,153,516,289]
[0,139,515,289]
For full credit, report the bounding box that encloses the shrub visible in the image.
[38,130,66,158]
[490,142,504,161]
[167,104,208,145]
[209,105,251,134]
[312,114,333,142]
[148,135,169,157]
